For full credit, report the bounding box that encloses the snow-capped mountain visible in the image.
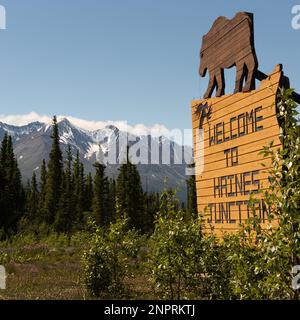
[0,119,193,201]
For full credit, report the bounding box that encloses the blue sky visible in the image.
[0,0,299,131]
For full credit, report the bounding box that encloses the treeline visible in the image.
[0,134,24,236]
[0,116,196,238]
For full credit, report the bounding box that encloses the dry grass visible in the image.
[0,245,155,300]
[1,246,86,300]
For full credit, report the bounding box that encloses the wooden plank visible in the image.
[195,140,281,167]
[194,124,280,156]
[192,95,277,130]
[191,78,281,127]
[198,201,276,223]
[192,103,277,133]
[196,153,271,175]
[194,130,280,159]
[196,172,272,199]
[192,112,279,148]
[197,191,266,202]
[195,172,272,188]
[197,186,269,198]
[195,156,273,178]
[197,176,270,190]
[198,205,272,215]
[201,223,278,235]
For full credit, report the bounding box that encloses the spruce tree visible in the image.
[0,134,9,232]
[108,178,116,222]
[43,116,63,226]
[84,172,94,212]
[79,163,85,221]
[92,162,109,226]
[0,154,5,229]
[40,160,47,204]
[26,172,39,221]
[73,151,85,224]
[55,145,75,234]
[143,192,159,234]
[116,147,144,231]
[38,159,47,223]
[186,166,197,217]
[0,134,24,234]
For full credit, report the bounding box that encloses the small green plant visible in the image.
[82,218,140,298]
[149,189,203,300]
[257,87,300,299]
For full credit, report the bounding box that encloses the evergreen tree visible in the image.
[55,145,75,234]
[0,154,5,229]
[0,134,24,234]
[84,172,94,212]
[73,151,85,223]
[43,116,63,226]
[26,172,39,221]
[39,160,47,206]
[116,147,144,231]
[186,165,197,217]
[38,159,47,224]
[143,192,160,233]
[0,133,8,165]
[92,162,110,226]
[107,178,116,222]
[79,163,86,221]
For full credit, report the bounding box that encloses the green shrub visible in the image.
[149,189,203,300]
[82,218,140,297]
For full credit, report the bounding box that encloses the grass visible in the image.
[0,235,156,300]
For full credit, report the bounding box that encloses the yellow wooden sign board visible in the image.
[191,65,283,236]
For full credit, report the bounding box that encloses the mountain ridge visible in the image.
[0,119,193,201]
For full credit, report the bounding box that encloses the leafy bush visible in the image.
[149,189,203,299]
[0,251,8,264]
[255,87,300,299]
[82,218,140,297]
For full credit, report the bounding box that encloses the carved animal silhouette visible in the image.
[199,12,258,99]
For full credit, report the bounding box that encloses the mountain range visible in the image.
[0,119,193,202]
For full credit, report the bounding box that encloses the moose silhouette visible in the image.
[199,12,258,99]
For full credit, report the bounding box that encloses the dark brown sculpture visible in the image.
[199,12,258,99]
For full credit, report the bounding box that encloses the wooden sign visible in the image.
[191,65,283,236]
